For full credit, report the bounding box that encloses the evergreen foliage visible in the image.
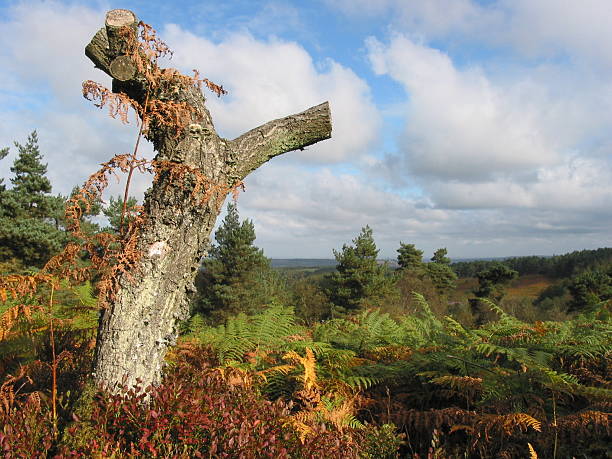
[8,131,53,218]
[473,263,519,301]
[394,243,457,300]
[567,265,612,313]
[396,242,424,271]
[427,247,457,295]
[102,195,138,234]
[325,226,396,316]
[431,247,451,265]
[425,263,457,295]
[0,147,8,192]
[453,247,612,278]
[195,202,287,323]
[0,132,66,267]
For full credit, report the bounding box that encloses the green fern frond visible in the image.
[342,375,380,390]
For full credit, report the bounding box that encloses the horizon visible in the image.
[1,1,611,259]
[265,247,612,262]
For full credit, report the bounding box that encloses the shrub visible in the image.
[59,345,396,458]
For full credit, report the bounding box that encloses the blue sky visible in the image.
[1,0,611,259]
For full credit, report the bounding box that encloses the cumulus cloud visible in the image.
[364,31,612,251]
[162,25,381,163]
[490,0,612,66]
[367,35,563,181]
[1,0,610,259]
[330,0,612,66]
[426,157,612,212]
[234,161,456,257]
[226,157,612,259]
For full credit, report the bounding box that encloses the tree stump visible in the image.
[85,9,332,391]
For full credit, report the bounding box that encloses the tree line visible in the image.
[452,248,612,278]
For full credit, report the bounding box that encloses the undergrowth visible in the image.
[187,296,611,458]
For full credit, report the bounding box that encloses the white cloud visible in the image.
[235,161,455,257]
[162,25,381,163]
[367,35,563,181]
[0,1,106,103]
[494,0,612,66]
[364,32,612,249]
[331,0,612,67]
[427,157,612,211]
[226,158,612,259]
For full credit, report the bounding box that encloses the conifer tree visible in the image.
[431,248,451,265]
[567,266,612,313]
[0,132,66,267]
[195,202,286,323]
[102,195,138,234]
[397,242,424,271]
[326,226,395,316]
[8,131,53,218]
[473,263,519,301]
[427,247,457,294]
[470,263,519,324]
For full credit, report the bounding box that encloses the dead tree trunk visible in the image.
[85,9,331,391]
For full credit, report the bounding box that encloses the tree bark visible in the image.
[86,10,332,391]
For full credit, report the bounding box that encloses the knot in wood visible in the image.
[188,123,205,140]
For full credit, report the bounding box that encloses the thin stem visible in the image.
[120,90,150,235]
[552,391,558,459]
[48,281,58,437]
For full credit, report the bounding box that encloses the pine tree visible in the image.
[397,243,424,271]
[0,132,66,268]
[102,195,138,234]
[195,202,287,323]
[473,263,518,301]
[431,248,451,265]
[567,266,612,313]
[470,263,519,324]
[325,226,395,316]
[426,247,457,295]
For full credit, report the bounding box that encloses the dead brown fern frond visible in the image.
[0,303,43,341]
[557,410,611,437]
[500,413,542,434]
[283,348,318,393]
[528,442,538,458]
[96,209,147,309]
[191,69,227,98]
[0,366,34,416]
[83,80,138,124]
[145,99,194,134]
[0,273,49,302]
[138,21,172,64]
